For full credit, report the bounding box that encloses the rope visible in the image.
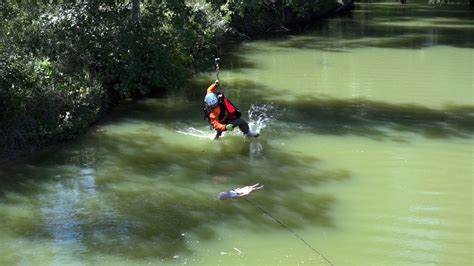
[243,198,333,266]
[215,31,220,82]
[215,57,220,82]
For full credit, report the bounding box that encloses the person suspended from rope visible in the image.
[204,79,259,139]
[218,183,264,200]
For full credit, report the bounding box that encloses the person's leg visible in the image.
[230,118,259,138]
[229,118,249,134]
[253,184,264,191]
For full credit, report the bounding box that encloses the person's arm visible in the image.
[207,83,218,94]
[208,106,227,132]
[234,184,264,197]
[251,183,264,190]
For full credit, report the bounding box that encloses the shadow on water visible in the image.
[106,79,474,141]
[277,96,474,140]
[1,91,470,261]
[185,79,474,141]
[219,44,261,73]
[77,134,345,258]
[0,122,348,260]
[271,4,474,50]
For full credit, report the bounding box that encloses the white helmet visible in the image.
[204,93,218,107]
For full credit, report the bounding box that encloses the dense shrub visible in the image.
[0,55,105,154]
[30,1,224,97]
[0,0,343,160]
[209,0,340,35]
[0,1,226,159]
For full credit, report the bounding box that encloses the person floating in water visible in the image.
[204,80,259,139]
[218,183,264,200]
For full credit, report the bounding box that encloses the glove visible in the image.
[226,124,234,131]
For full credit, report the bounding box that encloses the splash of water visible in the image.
[175,104,276,139]
[176,127,214,139]
[248,104,276,134]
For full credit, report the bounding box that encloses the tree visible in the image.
[132,0,140,25]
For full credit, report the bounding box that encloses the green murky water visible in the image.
[1,3,473,265]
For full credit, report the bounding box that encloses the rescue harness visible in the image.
[203,92,241,129]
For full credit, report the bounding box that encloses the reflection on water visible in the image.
[39,163,96,263]
[40,178,87,263]
[0,116,340,264]
[249,142,264,158]
[0,2,473,265]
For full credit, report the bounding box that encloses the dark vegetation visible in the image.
[0,1,216,161]
[0,0,352,162]
[208,0,344,36]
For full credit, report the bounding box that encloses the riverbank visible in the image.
[0,1,354,165]
[1,2,473,264]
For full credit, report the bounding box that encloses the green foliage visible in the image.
[0,52,104,152]
[24,1,223,97]
[1,0,223,157]
[0,3,106,154]
[208,0,340,34]
[1,0,342,158]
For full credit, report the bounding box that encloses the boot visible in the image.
[245,131,259,138]
[214,131,222,140]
